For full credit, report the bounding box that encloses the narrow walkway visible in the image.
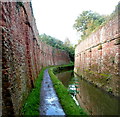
[39,69,65,116]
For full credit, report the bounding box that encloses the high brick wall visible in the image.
[1,2,70,115]
[74,15,120,97]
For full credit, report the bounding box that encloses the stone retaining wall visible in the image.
[74,14,120,97]
[1,2,70,115]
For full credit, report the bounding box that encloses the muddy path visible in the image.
[39,69,65,116]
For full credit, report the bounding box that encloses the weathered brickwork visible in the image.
[1,2,70,116]
[74,15,120,97]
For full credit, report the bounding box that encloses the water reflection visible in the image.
[56,70,120,115]
[75,73,120,115]
[56,70,73,87]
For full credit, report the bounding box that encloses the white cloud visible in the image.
[31,0,119,45]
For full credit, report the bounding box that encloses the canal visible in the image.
[56,70,120,115]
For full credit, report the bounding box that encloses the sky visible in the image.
[31,0,119,45]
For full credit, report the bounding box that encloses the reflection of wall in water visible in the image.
[57,71,73,87]
[75,75,120,115]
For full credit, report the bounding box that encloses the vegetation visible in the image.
[21,64,88,116]
[73,2,119,41]
[73,10,107,40]
[48,65,87,115]
[21,67,48,116]
[109,2,120,20]
[39,34,75,62]
[53,64,74,74]
[21,64,73,115]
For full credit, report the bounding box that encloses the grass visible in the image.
[21,67,47,116]
[21,64,87,116]
[21,64,72,116]
[48,66,88,116]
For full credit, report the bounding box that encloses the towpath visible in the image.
[39,69,65,116]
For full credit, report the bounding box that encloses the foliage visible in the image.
[73,3,119,41]
[39,34,75,62]
[48,66,88,116]
[64,37,71,47]
[21,67,47,116]
[73,10,107,40]
[109,2,120,20]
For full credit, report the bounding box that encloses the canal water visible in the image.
[56,70,120,115]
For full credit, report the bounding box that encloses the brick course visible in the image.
[1,2,70,115]
[74,15,120,97]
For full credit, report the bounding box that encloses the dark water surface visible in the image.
[56,70,74,87]
[56,71,120,115]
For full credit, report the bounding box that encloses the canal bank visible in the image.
[22,64,119,116]
[22,64,87,116]
[75,73,120,115]
[48,65,87,115]
[56,67,120,115]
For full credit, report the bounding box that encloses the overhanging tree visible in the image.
[73,10,107,40]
